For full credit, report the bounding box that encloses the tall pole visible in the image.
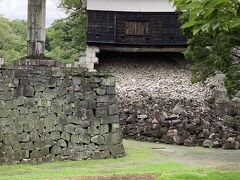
[27,0,46,58]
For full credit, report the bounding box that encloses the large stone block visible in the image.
[37,99,47,107]
[75,126,87,135]
[51,145,62,155]
[61,148,72,156]
[12,142,22,151]
[97,95,116,103]
[0,109,10,118]
[44,114,58,127]
[40,147,49,156]
[21,142,34,150]
[100,150,111,159]
[1,145,14,157]
[72,76,82,85]
[3,133,17,145]
[71,134,81,143]
[0,84,9,92]
[51,102,63,114]
[104,133,122,145]
[80,134,91,144]
[111,123,120,133]
[101,77,116,87]
[19,107,29,115]
[42,154,55,162]
[15,70,29,77]
[63,104,73,116]
[30,150,41,159]
[101,115,119,125]
[23,85,35,97]
[65,124,76,134]
[27,113,40,122]
[40,132,50,142]
[24,99,36,109]
[91,135,105,145]
[108,104,118,115]
[57,139,67,147]
[34,83,45,92]
[44,140,56,148]
[83,109,94,120]
[85,90,97,101]
[97,96,109,103]
[30,130,40,142]
[88,126,100,136]
[17,133,30,143]
[14,150,30,161]
[61,132,71,141]
[44,89,58,100]
[109,144,125,157]
[5,100,17,110]
[0,100,4,109]
[96,107,108,117]
[50,131,61,141]
[0,118,7,126]
[16,96,26,106]
[87,100,97,109]
[107,87,116,95]
[13,123,24,134]
[99,125,109,135]
[34,141,44,150]
[47,77,57,88]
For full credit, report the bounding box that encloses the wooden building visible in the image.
[80,0,187,71]
[86,0,187,52]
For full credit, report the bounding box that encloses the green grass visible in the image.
[159,171,240,180]
[0,140,239,180]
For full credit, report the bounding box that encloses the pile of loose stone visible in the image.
[0,61,125,164]
[96,52,240,149]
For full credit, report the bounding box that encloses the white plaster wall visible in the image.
[87,0,175,12]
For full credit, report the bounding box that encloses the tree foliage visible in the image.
[171,0,240,96]
[46,0,86,63]
[0,17,27,64]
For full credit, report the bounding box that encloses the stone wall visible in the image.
[0,63,124,164]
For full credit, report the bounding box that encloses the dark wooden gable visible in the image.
[87,10,187,46]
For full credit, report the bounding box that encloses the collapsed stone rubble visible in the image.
[96,52,240,149]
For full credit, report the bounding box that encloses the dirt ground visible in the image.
[58,174,158,180]
[149,142,240,168]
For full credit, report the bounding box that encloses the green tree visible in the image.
[171,0,240,96]
[0,17,27,64]
[46,0,86,63]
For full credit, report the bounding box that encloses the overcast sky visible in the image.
[0,0,66,27]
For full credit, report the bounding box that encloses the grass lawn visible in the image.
[0,140,239,180]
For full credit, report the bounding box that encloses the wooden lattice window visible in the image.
[126,21,150,36]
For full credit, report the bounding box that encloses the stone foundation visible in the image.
[0,61,124,164]
[0,58,4,67]
[78,46,100,72]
